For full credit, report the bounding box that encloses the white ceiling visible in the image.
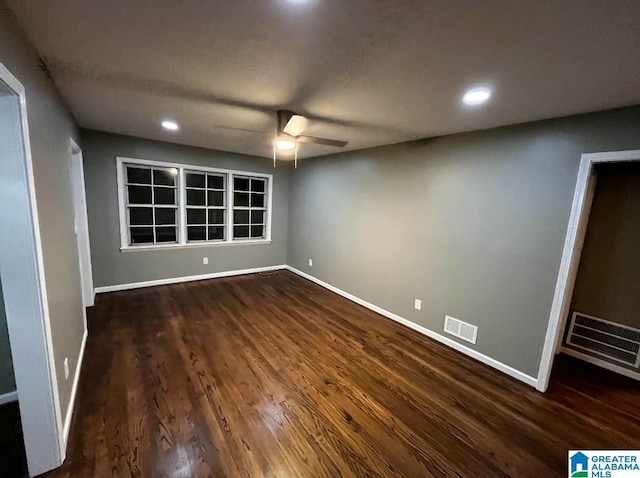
[7,0,640,159]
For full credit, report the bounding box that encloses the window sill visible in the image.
[120,239,272,252]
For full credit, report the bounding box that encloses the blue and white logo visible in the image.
[569,450,640,477]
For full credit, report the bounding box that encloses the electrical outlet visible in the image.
[64,358,69,380]
[414,299,422,310]
[203,257,208,265]
[308,259,313,267]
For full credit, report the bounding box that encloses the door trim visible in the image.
[69,138,94,308]
[0,61,64,474]
[536,149,640,392]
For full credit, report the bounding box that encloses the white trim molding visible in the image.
[62,329,88,449]
[69,139,95,308]
[0,60,64,475]
[116,156,273,251]
[536,149,640,392]
[0,391,18,406]
[94,265,287,294]
[286,266,538,388]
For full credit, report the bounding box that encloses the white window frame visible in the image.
[116,157,273,251]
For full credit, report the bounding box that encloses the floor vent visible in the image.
[566,312,640,368]
[444,315,478,344]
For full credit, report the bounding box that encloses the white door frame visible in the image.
[0,62,63,475]
[69,139,94,308]
[536,149,640,392]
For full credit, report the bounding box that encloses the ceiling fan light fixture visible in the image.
[275,138,296,150]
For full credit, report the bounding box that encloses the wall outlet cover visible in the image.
[414,299,422,310]
[64,358,69,380]
[309,259,313,267]
[203,257,209,265]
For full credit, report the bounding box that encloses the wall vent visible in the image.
[566,312,640,368]
[444,315,478,344]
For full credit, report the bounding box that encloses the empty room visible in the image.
[1,1,640,477]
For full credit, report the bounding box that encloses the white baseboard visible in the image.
[0,390,18,406]
[286,266,538,388]
[94,265,287,294]
[62,328,88,450]
[560,346,640,381]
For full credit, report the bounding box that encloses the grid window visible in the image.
[233,176,266,240]
[118,158,271,249]
[185,171,227,242]
[125,165,178,245]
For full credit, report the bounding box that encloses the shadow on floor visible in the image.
[0,401,28,478]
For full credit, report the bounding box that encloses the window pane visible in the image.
[251,193,265,208]
[187,189,206,206]
[251,210,265,224]
[208,226,225,241]
[127,166,151,184]
[233,225,249,239]
[153,168,176,186]
[187,208,206,224]
[251,178,265,192]
[234,209,249,224]
[128,185,152,204]
[234,176,250,191]
[124,163,269,246]
[129,207,153,225]
[234,192,249,207]
[251,225,264,238]
[208,209,224,225]
[154,187,176,205]
[130,227,154,244]
[155,208,175,225]
[207,190,225,207]
[187,226,206,241]
[207,174,224,189]
[186,172,205,188]
[156,226,177,243]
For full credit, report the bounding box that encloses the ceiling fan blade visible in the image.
[296,135,348,148]
[283,114,309,137]
[276,109,295,134]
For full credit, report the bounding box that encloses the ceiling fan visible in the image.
[272,110,348,167]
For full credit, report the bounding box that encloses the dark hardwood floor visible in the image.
[40,271,640,477]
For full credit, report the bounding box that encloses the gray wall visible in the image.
[80,129,291,288]
[0,276,16,395]
[0,3,85,418]
[288,107,640,378]
[572,162,640,329]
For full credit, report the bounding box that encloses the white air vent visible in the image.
[444,315,478,344]
[566,312,640,368]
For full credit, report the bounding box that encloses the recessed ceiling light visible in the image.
[162,120,179,131]
[462,87,492,106]
[275,138,296,150]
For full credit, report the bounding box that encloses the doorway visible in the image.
[560,162,640,378]
[69,139,94,309]
[537,149,640,392]
[0,62,63,475]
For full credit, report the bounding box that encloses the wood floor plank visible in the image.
[39,271,640,478]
